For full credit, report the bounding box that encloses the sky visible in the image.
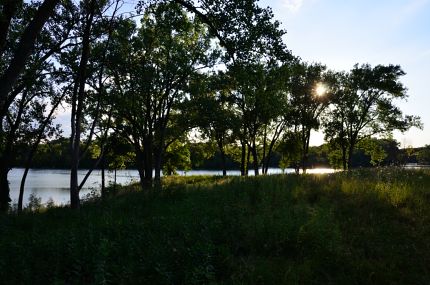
[260,0,430,147]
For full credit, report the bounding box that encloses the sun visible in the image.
[315,83,327,97]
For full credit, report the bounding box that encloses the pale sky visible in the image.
[261,0,430,147]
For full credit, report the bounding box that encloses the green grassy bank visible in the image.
[1,168,430,284]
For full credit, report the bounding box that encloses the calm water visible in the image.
[8,168,335,206]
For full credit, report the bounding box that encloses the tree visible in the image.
[0,0,73,211]
[190,73,238,176]
[163,140,191,176]
[284,61,330,173]
[135,0,291,178]
[358,139,387,167]
[108,2,214,189]
[188,142,217,169]
[66,0,99,209]
[17,89,65,213]
[278,131,302,173]
[138,0,289,63]
[324,64,422,170]
[0,0,60,117]
[104,135,134,196]
[416,145,430,165]
[230,62,289,175]
[58,0,121,209]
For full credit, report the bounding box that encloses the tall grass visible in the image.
[0,168,430,284]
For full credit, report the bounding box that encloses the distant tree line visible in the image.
[0,0,422,211]
[11,137,423,171]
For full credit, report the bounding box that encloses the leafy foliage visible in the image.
[324,64,422,169]
[282,61,330,172]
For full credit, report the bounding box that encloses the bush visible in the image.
[26,193,42,212]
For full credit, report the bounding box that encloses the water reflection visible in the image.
[8,168,336,206]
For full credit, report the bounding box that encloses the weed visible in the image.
[1,168,430,284]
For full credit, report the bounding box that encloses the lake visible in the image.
[8,168,336,206]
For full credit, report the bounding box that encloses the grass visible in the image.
[1,168,430,284]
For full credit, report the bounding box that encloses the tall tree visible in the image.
[59,0,121,209]
[68,0,98,209]
[231,62,288,175]
[138,0,289,63]
[0,0,60,116]
[135,0,291,178]
[0,0,72,211]
[108,2,215,188]
[190,73,238,176]
[324,64,422,170]
[284,61,330,173]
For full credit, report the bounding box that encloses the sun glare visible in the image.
[315,83,327,97]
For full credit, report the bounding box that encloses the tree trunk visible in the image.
[220,150,227,177]
[70,1,95,209]
[101,154,106,198]
[240,141,246,176]
[301,153,307,174]
[251,145,259,176]
[347,145,354,170]
[18,167,30,213]
[263,139,277,175]
[261,126,267,174]
[154,146,164,184]
[216,139,227,176]
[246,145,251,176]
[0,161,11,212]
[114,168,117,193]
[70,156,80,209]
[0,90,27,211]
[263,156,270,175]
[135,148,147,191]
[0,0,60,114]
[137,163,146,191]
[301,129,311,174]
[346,136,357,170]
[342,145,347,170]
[0,0,20,55]
[154,130,166,183]
[143,137,153,187]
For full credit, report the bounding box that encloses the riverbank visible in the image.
[1,168,430,284]
[7,168,336,207]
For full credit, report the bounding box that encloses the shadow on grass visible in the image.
[0,168,429,284]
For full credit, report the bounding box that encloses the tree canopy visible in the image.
[0,0,423,211]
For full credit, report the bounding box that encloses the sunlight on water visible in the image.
[305,168,337,174]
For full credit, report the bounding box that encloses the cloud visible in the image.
[282,0,304,12]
